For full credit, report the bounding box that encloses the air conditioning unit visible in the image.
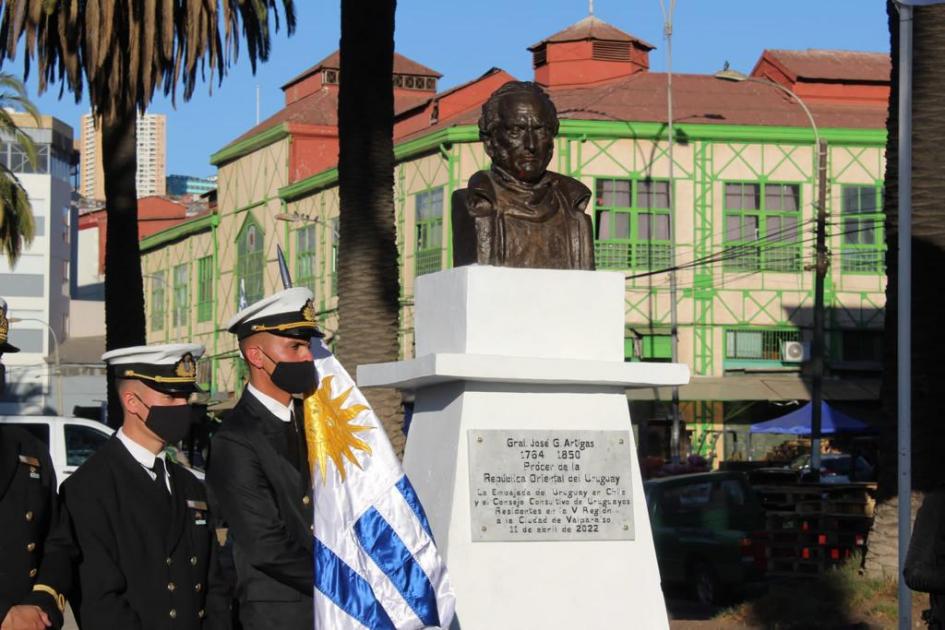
[782,341,809,363]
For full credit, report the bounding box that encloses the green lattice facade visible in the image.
[141,120,886,459]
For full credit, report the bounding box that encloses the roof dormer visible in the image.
[528,16,654,88]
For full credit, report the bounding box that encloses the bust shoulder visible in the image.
[463,170,498,216]
[547,171,592,213]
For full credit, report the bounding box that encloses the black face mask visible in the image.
[135,397,203,445]
[260,349,317,395]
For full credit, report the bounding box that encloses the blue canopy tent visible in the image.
[749,401,874,436]
[747,402,875,462]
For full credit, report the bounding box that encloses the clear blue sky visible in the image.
[7,0,891,178]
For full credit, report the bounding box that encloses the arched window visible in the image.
[236,213,264,307]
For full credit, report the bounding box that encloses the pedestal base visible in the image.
[358,266,688,629]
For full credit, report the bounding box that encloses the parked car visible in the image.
[645,471,767,604]
[0,415,207,486]
[790,453,876,483]
[0,415,113,488]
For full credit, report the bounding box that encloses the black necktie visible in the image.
[151,457,170,500]
[285,411,302,473]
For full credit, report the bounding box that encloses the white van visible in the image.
[0,415,113,488]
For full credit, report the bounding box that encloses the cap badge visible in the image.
[0,307,7,344]
[302,299,316,323]
[175,353,197,380]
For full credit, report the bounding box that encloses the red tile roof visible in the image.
[281,50,442,90]
[759,49,890,83]
[223,78,431,149]
[226,88,339,147]
[549,72,886,129]
[397,70,886,144]
[529,15,655,51]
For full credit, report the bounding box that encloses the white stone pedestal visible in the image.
[358,266,689,630]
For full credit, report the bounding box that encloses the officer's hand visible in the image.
[0,605,50,630]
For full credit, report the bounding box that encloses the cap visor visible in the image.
[144,381,204,396]
[269,327,324,340]
[0,341,20,353]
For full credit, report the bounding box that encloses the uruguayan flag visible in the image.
[305,341,455,629]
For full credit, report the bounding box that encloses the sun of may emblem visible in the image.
[304,375,372,483]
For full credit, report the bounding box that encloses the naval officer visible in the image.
[207,288,318,629]
[61,344,229,629]
[0,296,73,630]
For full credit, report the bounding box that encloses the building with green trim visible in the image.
[140,16,889,464]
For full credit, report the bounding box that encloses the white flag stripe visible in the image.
[314,589,370,630]
[323,511,420,629]
[373,488,456,625]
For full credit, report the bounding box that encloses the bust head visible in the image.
[479,82,559,184]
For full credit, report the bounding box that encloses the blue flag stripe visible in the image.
[354,507,441,627]
[314,537,397,630]
[396,476,434,541]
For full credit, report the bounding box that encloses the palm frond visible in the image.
[0,0,296,118]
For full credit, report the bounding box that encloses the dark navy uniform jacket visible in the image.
[0,425,73,628]
[207,390,314,630]
[62,436,230,630]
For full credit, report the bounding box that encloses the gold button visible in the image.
[169,609,177,619]
[166,557,173,566]
[29,568,37,577]
[26,542,36,552]
[190,556,197,566]
[198,609,205,619]
[25,511,33,521]
[194,583,202,592]
[167,582,176,592]
[302,495,311,505]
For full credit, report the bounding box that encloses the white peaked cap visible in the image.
[102,343,205,394]
[226,287,321,340]
[102,343,205,365]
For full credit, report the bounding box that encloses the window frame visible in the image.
[724,327,802,368]
[330,218,339,297]
[150,270,165,332]
[235,213,265,308]
[172,263,189,328]
[196,256,213,323]
[722,180,803,273]
[839,184,885,274]
[295,224,318,293]
[593,177,673,270]
[415,186,445,277]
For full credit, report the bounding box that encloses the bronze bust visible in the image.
[452,81,595,270]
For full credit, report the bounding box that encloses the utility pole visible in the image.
[660,0,681,463]
[810,138,828,472]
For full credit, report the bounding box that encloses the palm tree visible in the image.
[0,72,39,266]
[865,2,945,578]
[0,1,295,423]
[336,0,404,453]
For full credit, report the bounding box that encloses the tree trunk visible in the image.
[102,105,145,426]
[866,2,945,577]
[336,0,404,454]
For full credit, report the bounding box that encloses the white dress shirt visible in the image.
[116,427,171,493]
[246,383,293,423]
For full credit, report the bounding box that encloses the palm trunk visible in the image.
[866,2,945,577]
[102,105,146,426]
[336,0,404,453]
